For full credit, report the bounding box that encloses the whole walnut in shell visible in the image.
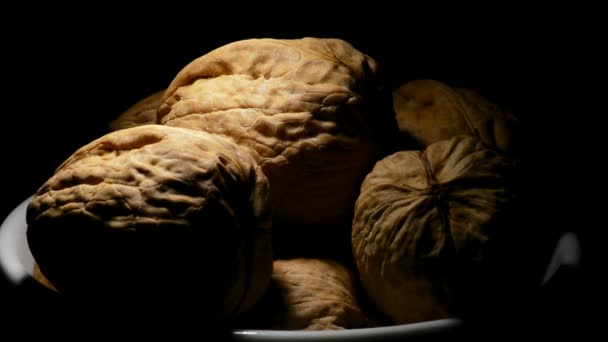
[352,135,518,324]
[26,125,272,320]
[158,37,391,227]
[250,258,373,330]
[109,90,164,131]
[393,79,519,154]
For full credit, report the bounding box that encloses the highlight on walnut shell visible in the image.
[26,125,272,320]
[393,79,520,154]
[352,135,519,324]
[157,37,395,227]
[247,258,375,330]
[109,89,165,131]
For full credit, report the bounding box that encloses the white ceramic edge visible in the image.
[0,196,581,339]
[0,196,464,339]
[0,195,34,283]
[232,318,463,341]
[542,232,582,284]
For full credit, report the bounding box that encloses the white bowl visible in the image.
[1,196,580,340]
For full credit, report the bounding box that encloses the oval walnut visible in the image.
[157,37,393,228]
[26,125,272,321]
[393,80,520,154]
[352,135,518,324]
[250,258,374,330]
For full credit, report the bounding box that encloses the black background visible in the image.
[0,8,597,337]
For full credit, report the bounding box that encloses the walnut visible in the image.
[26,125,272,320]
[352,135,518,324]
[393,80,519,154]
[109,90,164,131]
[32,262,58,293]
[157,37,389,227]
[250,258,373,330]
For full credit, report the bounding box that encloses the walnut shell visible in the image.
[109,90,164,131]
[158,37,387,227]
[352,135,517,324]
[26,125,272,320]
[251,258,373,330]
[393,80,519,154]
[32,262,58,293]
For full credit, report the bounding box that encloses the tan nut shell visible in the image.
[158,37,383,226]
[109,90,164,131]
[255,258,373,330]
[26,125,272,319]
[393,80,519,154]
[33,262,58,293]
[352,135,516,324]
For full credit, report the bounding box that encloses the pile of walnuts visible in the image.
[26,37,523,329]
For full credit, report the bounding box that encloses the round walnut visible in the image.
[393,79,519,154]
[26,125,272,320]
[157,37,389,227]
[352,135,517,324]
[250,258,373,330]
[109,90,164,131]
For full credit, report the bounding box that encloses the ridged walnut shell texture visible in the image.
[109,90,164,131]
[352,135,517,324]
[158,37,385,227]
[251,258,373,330]
[26,125,272,320]
[393,79,520,154]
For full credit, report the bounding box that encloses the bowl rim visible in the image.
[1,195,580,340]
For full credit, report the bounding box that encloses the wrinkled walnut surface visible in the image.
[158,37,389,227]
[251,258,373,330]
[27,125,272,319]
[353,135,517,324]
[393,80,519,154]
